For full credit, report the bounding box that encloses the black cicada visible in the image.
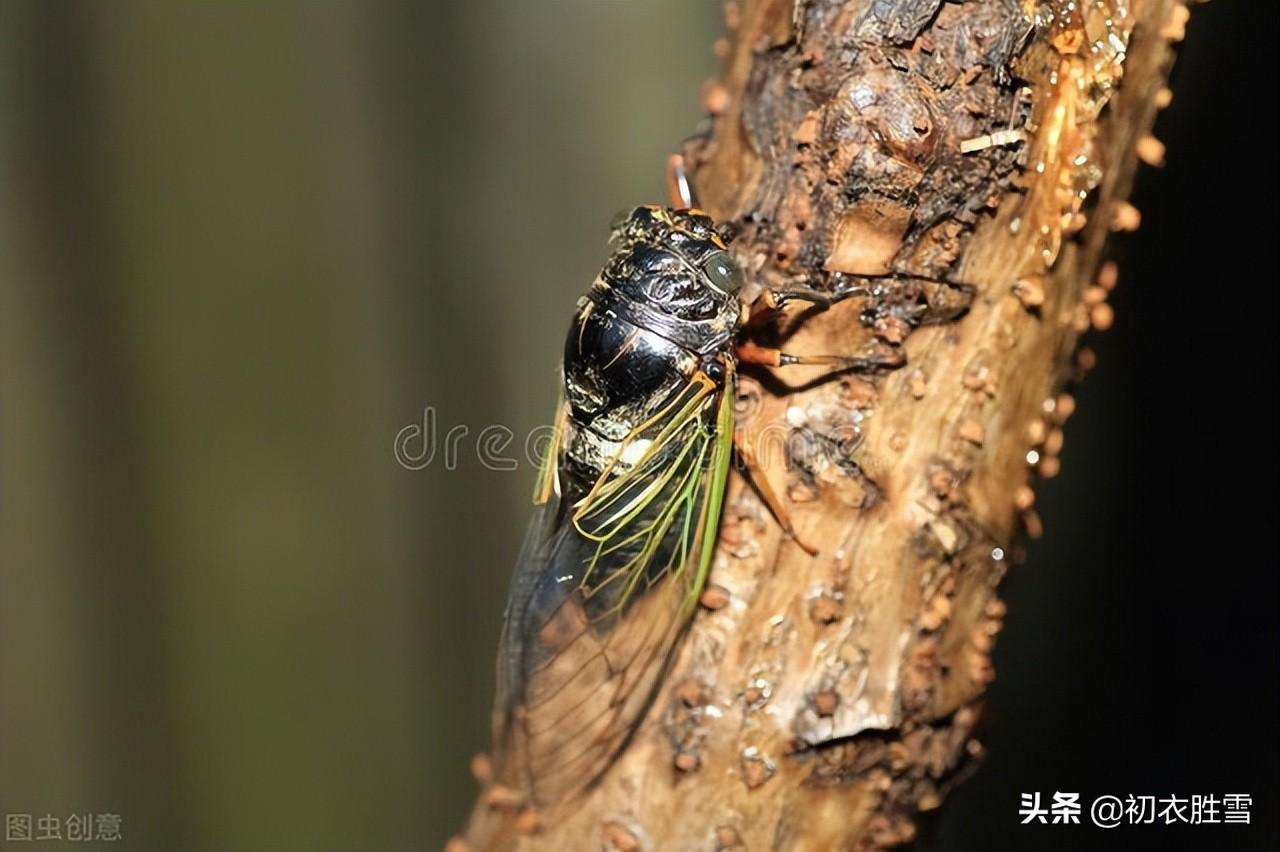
[491,205,893,806]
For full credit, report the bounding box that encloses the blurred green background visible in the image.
[1,2,718,849]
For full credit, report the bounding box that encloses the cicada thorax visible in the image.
[557,294,722,615]
[495,207,744,806]
[556,207,740,485]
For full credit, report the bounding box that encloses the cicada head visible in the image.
[599,206,743,351]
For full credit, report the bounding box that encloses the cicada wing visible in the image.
[493,372,734,806]
[492,401,568,752]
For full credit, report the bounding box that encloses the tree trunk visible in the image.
[462,0,1186,848]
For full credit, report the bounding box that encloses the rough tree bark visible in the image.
[462,0,1187,848]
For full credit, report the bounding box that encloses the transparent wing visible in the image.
[493,372,734,805]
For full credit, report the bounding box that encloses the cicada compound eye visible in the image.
[701,251,743,293]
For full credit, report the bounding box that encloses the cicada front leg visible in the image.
[744,278,875,318]
[736,280,906,373]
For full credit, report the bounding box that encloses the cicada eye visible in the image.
[701,251,743,293]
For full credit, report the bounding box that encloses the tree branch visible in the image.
[462,0,1186,847]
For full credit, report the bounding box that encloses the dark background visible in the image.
[1,2,1275,852]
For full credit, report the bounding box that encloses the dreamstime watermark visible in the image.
[393,408,556,472]
[392,405,866,474]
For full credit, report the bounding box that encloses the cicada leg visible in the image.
[736,340,905,372]
[730,283,904,556]
[746,281,872,317]
[736,281,906,371]
[732,426,819,556]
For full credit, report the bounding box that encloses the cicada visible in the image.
[491,205,895,806]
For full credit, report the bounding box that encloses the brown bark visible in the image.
[463,0,1186,848]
